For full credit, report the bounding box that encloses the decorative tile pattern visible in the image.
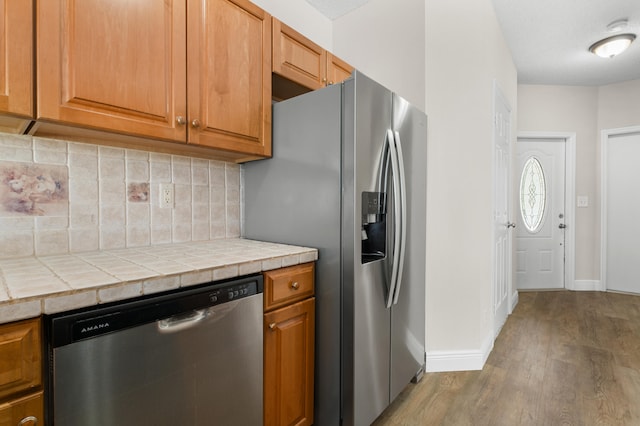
[127,183,150,202]
[0,133,243,256]
[0,161,68,217]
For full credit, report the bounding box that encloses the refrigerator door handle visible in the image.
[392,130,408,305]
[386,129,402,309]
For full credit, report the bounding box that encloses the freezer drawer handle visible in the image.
[157,309,207,334]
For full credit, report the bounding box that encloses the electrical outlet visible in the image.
[159,184,174,208]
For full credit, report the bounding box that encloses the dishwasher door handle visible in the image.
[157,309,208,334]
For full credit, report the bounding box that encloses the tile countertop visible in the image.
[0,238,318,324]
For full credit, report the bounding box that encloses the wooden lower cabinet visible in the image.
[0,391,43,426]
[0,318,43,426]
[265,297,315,426]
[264,263,315,426]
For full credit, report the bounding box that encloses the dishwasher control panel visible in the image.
[47,274,263,347]
[209,282,257,304]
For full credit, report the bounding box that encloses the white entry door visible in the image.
[493,85,512,337]
[604,131,640,293]
[515,139,566,289]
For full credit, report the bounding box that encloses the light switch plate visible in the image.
[577,195,589,208]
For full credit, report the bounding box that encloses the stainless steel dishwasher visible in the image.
[45,274,263,426]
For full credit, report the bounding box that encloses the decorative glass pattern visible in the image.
[520,157,546,233]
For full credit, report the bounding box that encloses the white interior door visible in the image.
[604,131,640,293]
[515,139,566,290]
[493,84,511,337]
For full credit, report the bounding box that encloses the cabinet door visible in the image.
[0,391,43,426]
[272,18,326,91]
[264,297,315,426]
[187,0,272,157]
[0,0,33,130]
[37,0,188,142]
[326,53,354,86]
[0,318,41,401]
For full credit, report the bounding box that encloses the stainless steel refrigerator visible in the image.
[243,71,426,426]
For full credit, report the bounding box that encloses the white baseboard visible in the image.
[569,280,604,291]
[425,332,493,373]
[510,291,519,313]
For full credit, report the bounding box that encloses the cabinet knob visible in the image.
[269,322,276,330]
[176,116,186,125]
[19,416,38,425]
[290,281,300,290]
[191,119,201,129]
[328,81,334,85]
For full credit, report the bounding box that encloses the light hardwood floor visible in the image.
[373,291,640,425]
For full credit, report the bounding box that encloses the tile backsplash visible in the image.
[0,133,240,258]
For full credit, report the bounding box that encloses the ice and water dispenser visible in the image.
[361,191,387,263]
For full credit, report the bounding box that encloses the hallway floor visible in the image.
[373,291,640,425]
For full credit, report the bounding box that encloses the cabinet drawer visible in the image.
[264,263,314,311]
[0,318,41,400]
[0,391,43,426]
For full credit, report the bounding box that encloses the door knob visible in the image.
[507,222,516,229]
[559,223,567,229]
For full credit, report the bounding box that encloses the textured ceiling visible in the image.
[492,0,640,86]
[304,0,371,20]
[307,0,640,86]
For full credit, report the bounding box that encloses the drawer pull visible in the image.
[269,322,276,330]
[290,281,300,290]
[19,416,38,425]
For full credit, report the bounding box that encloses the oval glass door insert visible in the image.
[520,157,546,233]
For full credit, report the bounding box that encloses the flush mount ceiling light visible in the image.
[589,33,636,58]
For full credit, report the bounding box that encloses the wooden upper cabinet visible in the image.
[272,17,353,96]
[327,53,354,86]
[272,18,326,90]
[187,0,272,157]
[36,0,272,159]
[0,0,34,132]
[37,0,188,142]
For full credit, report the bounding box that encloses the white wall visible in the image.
[424,0,517,368]
[250,0,333,49]
[598,79,640,130]
[332,0,426,111]
[517,79,640,284]
[517,85,599,282]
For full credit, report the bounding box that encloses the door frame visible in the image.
[600,125,640,291]
[516,131,576,290]
[492,81,513,338]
